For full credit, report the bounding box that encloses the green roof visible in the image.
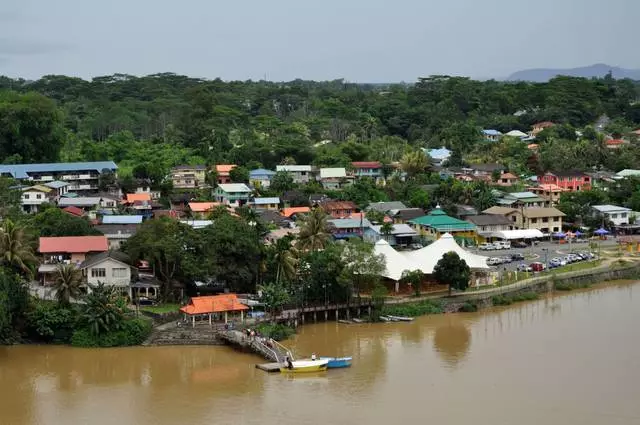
[409,207,476,232]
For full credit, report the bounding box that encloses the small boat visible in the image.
[280,359,329,373]
[320,356,353,368]
[338,319,353,324]
[386,315,414,322]
[351,318,365,323]
[379,315,392,322]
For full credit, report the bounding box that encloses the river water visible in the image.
[2,282,640,425]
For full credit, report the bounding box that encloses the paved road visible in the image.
[473,238,618,271]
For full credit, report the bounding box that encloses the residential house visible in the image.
[123,193,153,215]
[187,202,219,218]
[605,139,626,149]
[591,205,632,226]
[351,161,383,182]
[43,180,70,198]
[79,251,134,296]
[21,185,55,213]
[408,206,477,240]
[213,183,252,207]
[321,201,357,219]
[276,165,314,184]
[63,206,85,217]
[465,214,515,238]
[527,184,567,205]
[327,218,372,240]
[585,171,618,189]
[0,161,117,193]
[95,216,143,250]
[281,190,308,207]
[366,201,407,214]
[495,172,519,187]
[426,147,451,164]
[452,205,478,219]
[497,191,549,208]
[482,129,503,142]
[101,215,144,225]
[281,206,310,220]
[364,223,417,246]
[215,164,237,185]
[483,206,564,234]
[249,169,276,189]
[530,121,554,136]
[171,165,207,189]
[466,163,505,177]
[319,168,353,190]
[391,208,426,224]
[132,179,161,199]
[58,196,117,211]
[252,197,280,210]
[257,210,292,228]
[37,236,109,284]
[537,171,591,192]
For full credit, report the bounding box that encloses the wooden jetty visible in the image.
[218,329,293,372]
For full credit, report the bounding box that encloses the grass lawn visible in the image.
[140,304,181,314]
[554,259,602,273]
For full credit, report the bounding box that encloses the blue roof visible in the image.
[249,168,276,178]
[43,180,70,189]
[482,129,502,136]
[101,215,144,224]
[0,161,117,179]
[427,147,452,160]
[253,197,280,205]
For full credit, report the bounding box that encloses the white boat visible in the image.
[280,358,329,373]
[386,315,414,322]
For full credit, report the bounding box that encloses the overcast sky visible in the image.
[1,0,638,82]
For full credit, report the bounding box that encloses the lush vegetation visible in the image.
[491,292,540,306]
[433,252,472,295]
[254,323,295,342]
[381,299,444,317]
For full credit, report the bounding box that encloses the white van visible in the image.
[498,241,511,249]
[478,243,494,250]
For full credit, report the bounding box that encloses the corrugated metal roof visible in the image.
[276,165,312,172]
[101,215,144,224]
[43,180,70,189]
[592,204,631,213]
[58,197,102,207]
[38,236,108,254]
[328,218,372,228]
[320,168,347,179]
[253,197,280,205]
[217,183,251,193]
[249,168,276,177]
[0,161,117,179]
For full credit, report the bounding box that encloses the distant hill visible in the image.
[507,64,640,82]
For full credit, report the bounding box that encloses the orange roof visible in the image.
[125,193,152,203]
[39,236,108,254]
[216,164,237,174]
[349,212,365,220]
[606,139,625,145]
[179,294,249,315]
[632,129,640,136]
[281,207,310,218]
[62,206,84,217]
[500,172,518,179]
[527,143,539,149]
[188,202,220,212]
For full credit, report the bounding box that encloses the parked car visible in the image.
[501,256,512,263]
[498,241,511,249]
[410,243,423,250]
[492,242,505,250]
[551,257,567,266]
[487,257,503,266]
[479,243,495,251]
[511,253,525,261]
[512,241,528,248]
[530,262,546,272]
[516,263,532,272]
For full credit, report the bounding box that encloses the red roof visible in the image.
[179,294,249,315]
[62,206,84,217]
[281,207,310,218]
[125,193,152,203]
[606,139,625,145]
[38,236,108,254]
[216,164,236,175]
[188,202,220,212]
[352,161,382,169]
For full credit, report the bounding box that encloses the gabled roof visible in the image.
[483,206,518,216]
[58,197,102,207]
[351,161,382,169]
[0,161,117,179]
[320,168,347,179]
[101,215,144,224]
[180,294,249,315]
[504,191,538,199]
[482,129,502,136]
[522,207,565,218]
[465,214,513,226]
[217,183,251,193]
[366,201,407,213]
[322,200,357,211]
[392,208,426,221]
[215,164,237,174]
[22,184,52,193]
[249,168,276,177]
[253,197,280,205]
[125,193,152,203]
[427,147,452,160]
[500,172,518,179]
[505,130,528,138]
[94,224,139,235]
[408,207,476,231]
[616,169,640,178]
[79,251,131,269]
[369,223,417,236]
[62,206,85,217]
[328,218,372,229]
[276,165,312,172]
[281,207,310,217]
[39,236,108,254]
[592,204,632,213]
[188,202,219,212]
[542,170,587,177]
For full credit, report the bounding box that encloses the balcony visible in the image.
[62,174,80,180]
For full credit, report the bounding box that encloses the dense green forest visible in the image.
[1,73,640,178]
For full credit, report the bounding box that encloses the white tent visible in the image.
[403,233,490,274]
[490,229,544,240]
[373,239,421,281]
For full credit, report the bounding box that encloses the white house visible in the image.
[275,165,313,184]
[591,204,633,226]
[79,251,134,297]
[21,185,55,213]
[319,167,353,190]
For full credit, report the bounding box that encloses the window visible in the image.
[530,218,538,224]
[23,194,29,199]
[553,217,559,222]
[542,217,549,223]
[553,227,559,232]
[91,268,106,278]
[36,194,42,199]
[112,268,127,278]
[610,214,618,219]
[621,213,627,218]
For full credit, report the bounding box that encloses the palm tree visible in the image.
[272,239,298,283]
[296,207,331,252]
[0,219,36,278]
[53,264,84,305]
[380,222,394,242]
[82,282,125,336]
[400,150,430,179]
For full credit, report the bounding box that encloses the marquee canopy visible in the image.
[490,229,544,240]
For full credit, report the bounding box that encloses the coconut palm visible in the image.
[0,219,37,278]
[52,264,84,305]
[82,282,125,336]
[296,207,331,252]
[400,150,430,179]
[272,239,299,283]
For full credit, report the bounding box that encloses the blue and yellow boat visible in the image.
[320,356,353,368]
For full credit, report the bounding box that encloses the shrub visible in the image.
[27,300,78,343]
[381,299,443,317]
[71,318,152,347]
[254,323,295,341]
[459,302,478,312]
[491,295,512,306]
[492,292,539,305]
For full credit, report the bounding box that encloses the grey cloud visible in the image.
[0,38,70,56]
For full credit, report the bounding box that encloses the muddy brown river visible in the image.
[1,282,640,425]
